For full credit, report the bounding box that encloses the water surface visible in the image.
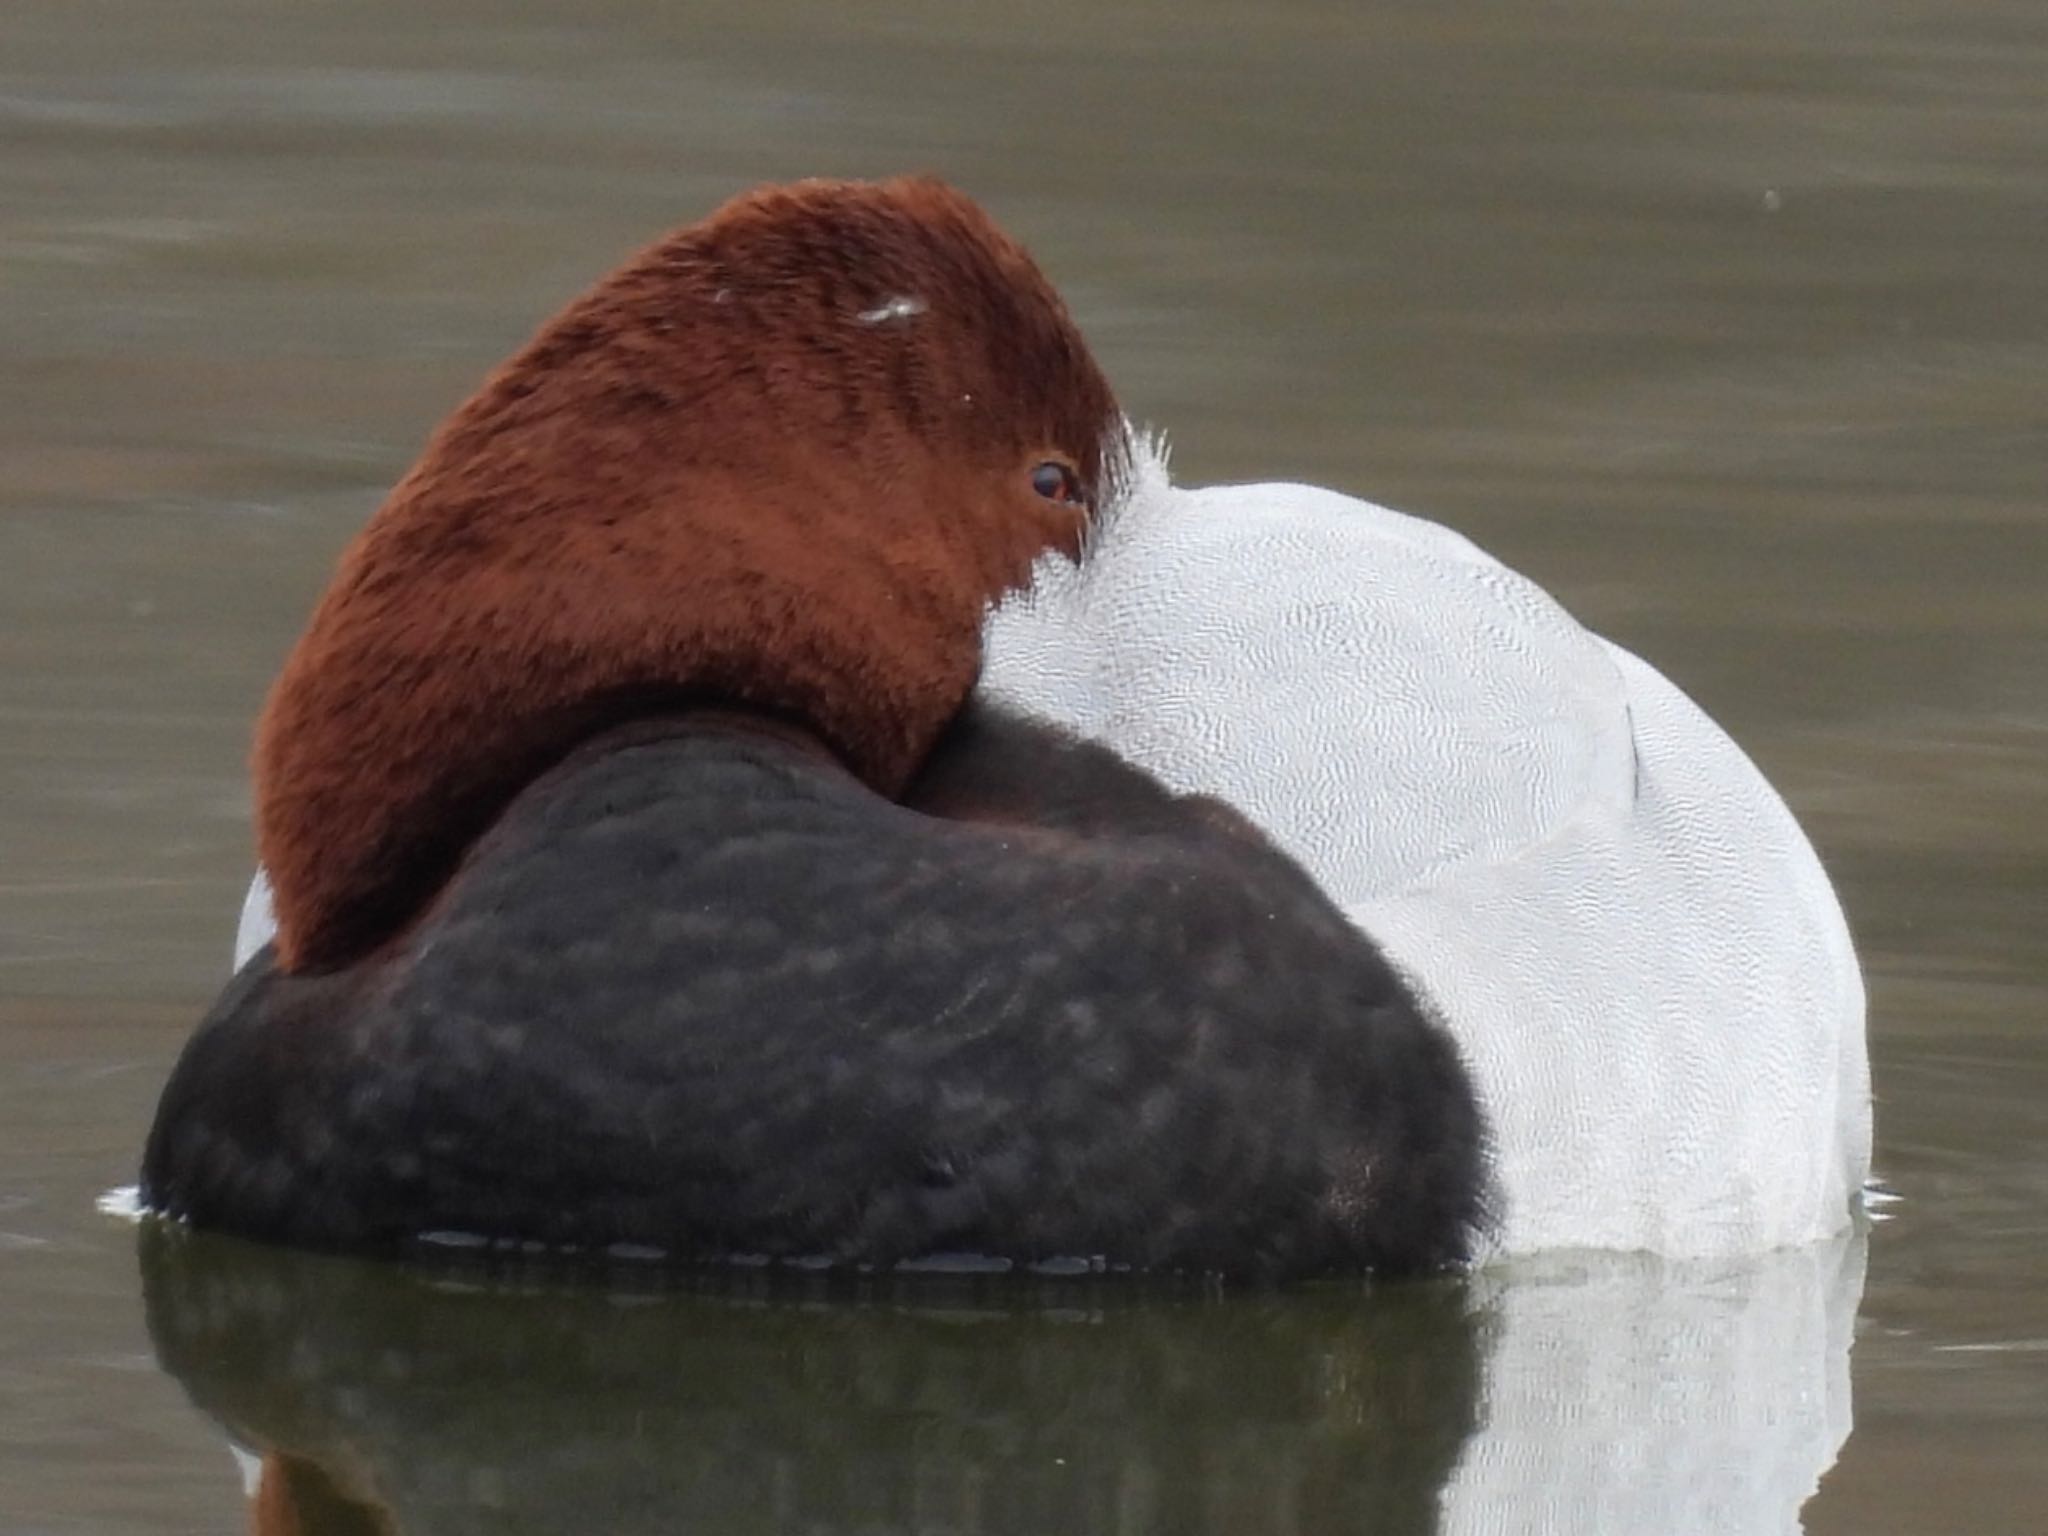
[3,2,2044,1531]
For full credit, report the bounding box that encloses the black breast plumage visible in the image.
[142,707,1488,1281]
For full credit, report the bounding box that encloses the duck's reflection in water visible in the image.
[141,1223,1867,1535]
[140,1224,1482,1535]
[1443,1234,1866,1536]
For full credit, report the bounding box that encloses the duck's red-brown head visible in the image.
[255,177,1123,973]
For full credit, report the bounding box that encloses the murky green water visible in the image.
[3,2,2043,1531]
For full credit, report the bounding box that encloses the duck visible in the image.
[979,445,1872,1258]
[141,177,1490,1281]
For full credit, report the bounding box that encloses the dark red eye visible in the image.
[1031,461,1087,506]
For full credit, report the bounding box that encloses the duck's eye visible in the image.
[1031,461,1087,506]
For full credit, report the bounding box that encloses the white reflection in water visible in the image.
[1444,1235,1865,1536]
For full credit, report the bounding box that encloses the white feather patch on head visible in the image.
[856,295,927,324]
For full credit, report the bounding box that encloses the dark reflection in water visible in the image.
[140,1222,1481,1535]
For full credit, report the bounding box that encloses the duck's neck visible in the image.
[252,468,988,973]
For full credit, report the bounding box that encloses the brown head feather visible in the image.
[255,177,1123,972]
